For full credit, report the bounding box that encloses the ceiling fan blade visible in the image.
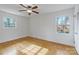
[28,13,31,15]
[32,11,39,14]
[32,6,38,9]
[27,6,31,8]
[19,10,26,11]
[19,4,27,8]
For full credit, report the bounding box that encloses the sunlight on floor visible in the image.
[1,42,48,55]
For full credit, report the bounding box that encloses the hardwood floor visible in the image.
[0,36,77,55]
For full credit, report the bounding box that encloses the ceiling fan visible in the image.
[19,4,39,15]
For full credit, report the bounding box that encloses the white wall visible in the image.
[0,8,75,46]
[0,10,28,43]
[74,12,79,54]
[29,8,74,46]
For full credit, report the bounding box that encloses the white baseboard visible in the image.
[29,35,74,47]
[0,35,28,43]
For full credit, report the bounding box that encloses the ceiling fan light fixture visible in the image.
[27,10,32,13]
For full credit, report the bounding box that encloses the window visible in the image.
[56,16,69,33]
[4,16,15,28]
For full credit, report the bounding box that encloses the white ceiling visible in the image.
[0,4,75,17]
